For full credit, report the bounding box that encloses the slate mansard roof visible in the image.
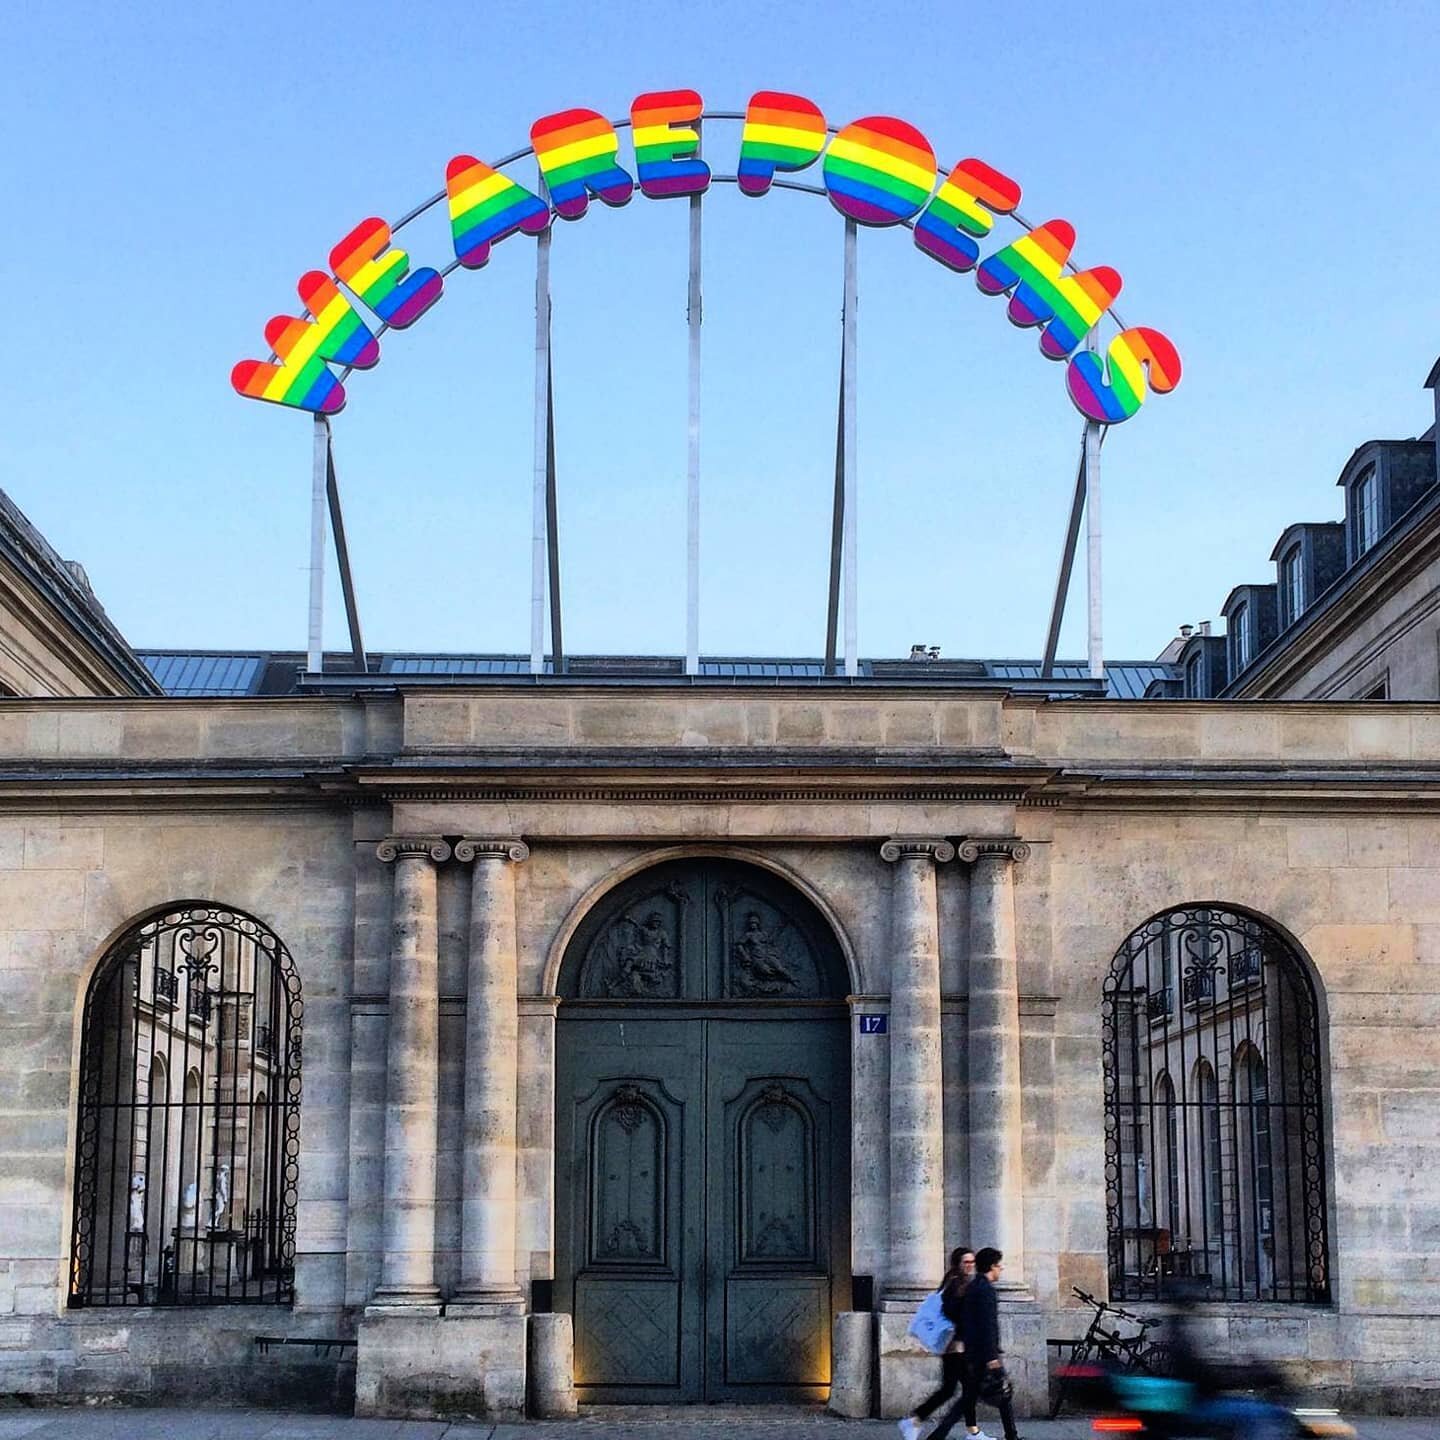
[138,650,1179,699]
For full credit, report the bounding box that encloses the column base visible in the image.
[356,1311,526,1420]
[877,1285,932,1312]
[876,1308,942,1418]
[448,1286,527,1317]
[366,1286,444,1318]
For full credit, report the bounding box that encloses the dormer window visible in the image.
[1280,545,1304,626]
[1230,600,1251,671]
[1354,466,1379,555]
[1185,653,1203,698]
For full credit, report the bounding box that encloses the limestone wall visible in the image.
[0,804,358,1401]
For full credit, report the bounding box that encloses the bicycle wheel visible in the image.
[1050,1339,1095,1418]
[1133,1340,1175,1377]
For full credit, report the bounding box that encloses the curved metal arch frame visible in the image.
[68,904,303,1309]
[312,107,1132,377]
[1100,903,1332,1306]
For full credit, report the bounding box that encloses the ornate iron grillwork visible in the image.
[1102,906,1330,1304]
[69,905,302,1307]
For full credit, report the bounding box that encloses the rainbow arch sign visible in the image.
[231,89,1181,426]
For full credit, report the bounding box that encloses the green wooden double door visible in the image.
[554,859,852,1403]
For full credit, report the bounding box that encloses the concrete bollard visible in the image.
[829,1311,875,1418]
[529,1313,578,1418]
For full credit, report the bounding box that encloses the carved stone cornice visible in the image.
[453,838,531,864]
[955,836,1031,865]
[376,835,452,864]
[879,838,956,864]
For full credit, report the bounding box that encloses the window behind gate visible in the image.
[69,906,301,1307]
[1102,906,1330,1303]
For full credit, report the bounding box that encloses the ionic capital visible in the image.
[453,838,531,864]
[376,836,452,865]
[880,838,956,864]
[955,837,1031,865]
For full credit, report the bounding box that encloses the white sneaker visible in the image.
[898,1418,921,1440]
[969,1430,998,1440]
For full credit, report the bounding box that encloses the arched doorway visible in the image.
[554,857,852,1403]
[1102,905,1330,1304]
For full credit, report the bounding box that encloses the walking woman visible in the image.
[899,1248,989,1440]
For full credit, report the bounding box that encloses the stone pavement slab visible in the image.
[0,1408,1433,1440]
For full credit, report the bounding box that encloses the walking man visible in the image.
[958,1247,1020,1440]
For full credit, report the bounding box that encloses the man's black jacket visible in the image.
[959,1272,1002,1366]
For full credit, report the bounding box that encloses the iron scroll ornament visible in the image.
[232,90,1179,424]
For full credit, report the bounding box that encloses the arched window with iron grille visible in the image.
[69,905,301,1307]
[1102,905,1330,1303]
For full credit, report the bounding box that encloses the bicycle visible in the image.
[1049,1286,1172,1417]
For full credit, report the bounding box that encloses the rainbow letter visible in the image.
[823,116,936,225]
[976,220,1122,359]
[531,108,634,219]
[736,91,826,197]
[330,219,443,329]
[447,155,551,269]
[1066,327,1181,424]
[914,158,1021,273]
[631,89,710,198]
[230,271,379,414]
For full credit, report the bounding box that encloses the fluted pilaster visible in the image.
[370,836,450,1311]
[879,838,954,1305]
[959,837,1029,1288]
[451,839,530,1314]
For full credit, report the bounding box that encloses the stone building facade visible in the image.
[0,489,158,699]
[1168,371,1440,702]
[2,684,1438,1417]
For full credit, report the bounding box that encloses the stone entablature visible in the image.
[0,688,1438,1415]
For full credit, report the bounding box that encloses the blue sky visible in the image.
[4,1,1437,662]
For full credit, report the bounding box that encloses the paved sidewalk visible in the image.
[0,1408,1433,1440]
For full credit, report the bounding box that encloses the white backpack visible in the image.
[907,1289,955,1356]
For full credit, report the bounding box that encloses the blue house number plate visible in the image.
[858,1014,888,1034]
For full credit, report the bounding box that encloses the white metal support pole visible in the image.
[531,227,552,676]
[1084,419,1103,678]
[841,219,859,678]
[1084,330,1104,678]
[308,414,328,674]
[1082,331,1105,679]
[685,161,703,677]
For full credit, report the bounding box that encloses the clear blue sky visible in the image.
[5,1,1437,661]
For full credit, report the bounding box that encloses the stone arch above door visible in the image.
[557,857,851,1003]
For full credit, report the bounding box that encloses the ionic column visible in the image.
[879,838,954,1306]
[370,836,450,1312]
[451,838,531,1314]
[959,837,1029,1288]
